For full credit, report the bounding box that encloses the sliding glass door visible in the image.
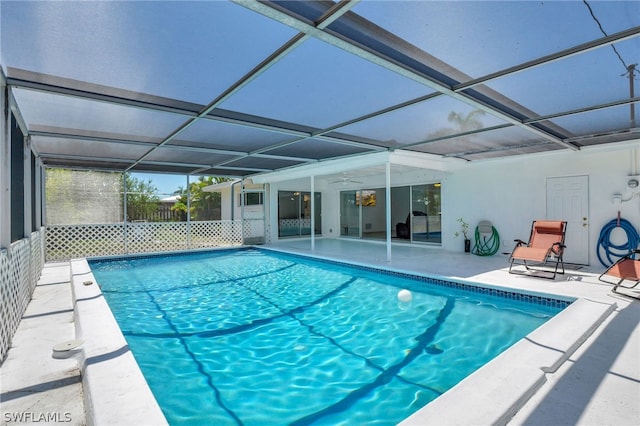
[340,183,441,244]
[278,191,321,238]
[306,192,322,236]
[340,189,386,240]
[340,190,360,237]
[411,184,441,243]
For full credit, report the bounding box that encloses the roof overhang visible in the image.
[249,150,461,184]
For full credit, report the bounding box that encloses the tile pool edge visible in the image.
[260,246,575,307]
[70,258,168,426]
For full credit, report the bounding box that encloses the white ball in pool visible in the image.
[397,289,413,303]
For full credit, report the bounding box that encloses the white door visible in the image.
[546,176,589,264]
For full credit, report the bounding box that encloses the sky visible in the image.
[131,173,188,197]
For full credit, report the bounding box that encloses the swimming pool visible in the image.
[89,248,568,425]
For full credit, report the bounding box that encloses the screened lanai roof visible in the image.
[1,1,639,178]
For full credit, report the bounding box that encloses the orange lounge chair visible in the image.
[509,220,567,279]
[599,249,640,300]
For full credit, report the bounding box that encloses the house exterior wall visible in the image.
[263,144,639,269]
[443,145,639,267]
[210,182,265,222]
[218,187,232,220]
[267,167,444,240]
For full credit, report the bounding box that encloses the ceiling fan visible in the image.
[329,173,362,185]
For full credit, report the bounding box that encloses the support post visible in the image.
[310,175,315,251]
[123,173,128,253]
[186,175,191,248]
[628,64,636,128]
[240,180,245,244]
[386,161,391,262]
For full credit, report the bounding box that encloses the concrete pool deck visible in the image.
[1,239,638,425]
[0,263,85,426]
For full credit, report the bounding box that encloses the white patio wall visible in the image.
[265,143,640,269]
[442,145,639,268]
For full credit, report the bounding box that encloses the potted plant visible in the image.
[455,217,471,252]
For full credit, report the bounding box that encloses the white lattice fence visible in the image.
[12,240,31,322]
[0,231,44,362]
[46,221,249,261]
[30,230,44,289]
[190,221,243,249]
[46,224,126,261]
[0,249,14,361]
[126,222,188,254]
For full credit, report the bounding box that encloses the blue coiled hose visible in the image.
[596,218,640,267]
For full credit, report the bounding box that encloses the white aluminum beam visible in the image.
[0,70,10,248]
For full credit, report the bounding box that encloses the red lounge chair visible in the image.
[599,249,640,300]
[509,220,567,279]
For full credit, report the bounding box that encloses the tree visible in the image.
[428,109,486,139]
[124,174,160,221]
[171,176,232,221]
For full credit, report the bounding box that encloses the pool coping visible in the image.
[70,258,168,426]
[399,296,616,425]
[74,247,617,426]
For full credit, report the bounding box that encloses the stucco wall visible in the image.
[442,146,639,267]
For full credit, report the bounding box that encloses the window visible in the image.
[10,114,25,242]
[241,192,263,206]
[31,152,37,231]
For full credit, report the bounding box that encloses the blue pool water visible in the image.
[89,248,568,425]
